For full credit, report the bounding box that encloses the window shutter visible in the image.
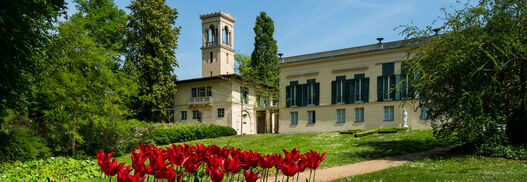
[390,75,396,99]
[314,83,320,105]
[345,79,352,104]
[296,84,302,107]
[207,86,212,96]
[395,74,401,100]
[331,81,337,104]
[302,84,308,107]
[192,88,197,97]
[363,78,370,102]
[347,79,355,103]
[286,86,291,108]
[377,76,383,101]
[382,62,395,76]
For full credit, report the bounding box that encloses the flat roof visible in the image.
[279,39,423,65]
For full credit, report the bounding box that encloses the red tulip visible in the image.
[117,166,146,182]
[222,157,242,174]
[209,167,225,182]
[280,161,299,177]
[243,171,260,182]
[184,156,203,174]
[145,149,168,176]
[167,147,189,166]
[305,150,326,170]
[155,166,174,179]
[258,154,275,169]
[131,150,147,176]
[283,148,301,163]
[97,151,113,171]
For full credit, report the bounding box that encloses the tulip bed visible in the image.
[97,144,326,182]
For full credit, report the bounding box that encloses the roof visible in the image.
[175,74,276,89]
[279,38,423,66]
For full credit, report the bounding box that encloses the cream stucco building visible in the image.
[278,39,430,133]
[172,11,277,135]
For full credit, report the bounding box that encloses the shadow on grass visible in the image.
[348,139,454,161]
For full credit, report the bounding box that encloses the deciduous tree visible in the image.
[124,0,180,121]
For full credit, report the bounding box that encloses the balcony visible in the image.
[188,97,213,106]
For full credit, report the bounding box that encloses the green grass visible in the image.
[335,155,527,182]
[113,129,453,168]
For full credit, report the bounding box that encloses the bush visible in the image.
[0,157,100,181]
[0,128,52,162]
[145,123,237,146]
[474,142,527,160]
[339,127,407,137]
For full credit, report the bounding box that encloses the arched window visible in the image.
[223,26,229,44]
[208,25,216,46]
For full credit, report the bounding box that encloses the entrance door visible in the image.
[256,111,266,134]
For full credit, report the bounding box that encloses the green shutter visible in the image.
[345,79,351,104]
[377,76,383,101]
[382,62,395,76]
[331,81,337,104]
[314,83,320,105]
[348,79,355,103]
[363,78,370,102]
[302,84,308,107]
[395,74,401,100]
[286,86,291,108]
[296,84,302,106]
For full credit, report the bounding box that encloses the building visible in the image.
[278,39,430,133]
[172,11,277,135]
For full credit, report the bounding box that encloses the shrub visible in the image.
[0,157,100,181]
[474,142,527,160]
[145,123,237,146]
[339,128,407,137]
[0,127,52,162]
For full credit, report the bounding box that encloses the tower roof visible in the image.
[200,11,236,22]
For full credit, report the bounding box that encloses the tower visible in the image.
[200,11,236,77]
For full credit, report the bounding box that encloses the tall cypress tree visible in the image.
[125,0,180,121]
[250,12,279,87]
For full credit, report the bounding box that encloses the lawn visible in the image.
[336,155,527,182]
[113,129,453,168]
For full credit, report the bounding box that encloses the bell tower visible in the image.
[200,11,235,77]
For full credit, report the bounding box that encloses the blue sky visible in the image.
[66,0,469,80]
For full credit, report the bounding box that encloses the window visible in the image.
[336,80,345,103]
[306,80,316,105]
[307,111,316,124]
[210,52,213,63]
[241,87,249,104]
[290,112,298,125]
[355,108,364,122]
[291,84,298,106]
[382,76,395,100]
[180,111,187,120]
[192,87,212,97]
[192,110,201,119]
[226,53,229,64]
[217,108,224,118]
[420,107,430,120]
[336,109,345,123]
[384,106,394,121]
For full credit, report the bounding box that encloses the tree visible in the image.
[403,0,527,144]
[125,0,180,121]
[249,12,279,87]
[0,0,66,124]
[35,0,131,155]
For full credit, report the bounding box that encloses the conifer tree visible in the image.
[250,12,279,87]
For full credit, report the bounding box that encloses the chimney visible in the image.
[377,37,384,49]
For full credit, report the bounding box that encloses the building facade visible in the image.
[173,11,276,135]
[278,40,430,133]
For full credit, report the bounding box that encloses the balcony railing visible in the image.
[188,97,213,106]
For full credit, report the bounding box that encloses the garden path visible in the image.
[265,146,454,182]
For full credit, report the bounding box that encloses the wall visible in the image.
[278,48,431,133]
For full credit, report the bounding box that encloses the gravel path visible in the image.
[263,146,454,182]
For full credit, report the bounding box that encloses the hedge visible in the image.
[145,123,238,146]
[339,127,406,137]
